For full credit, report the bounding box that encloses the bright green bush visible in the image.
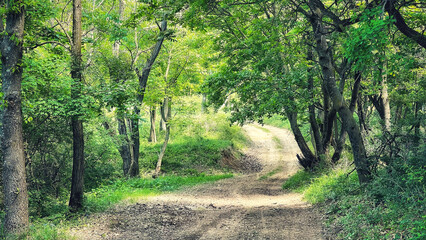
[304,169,359,204]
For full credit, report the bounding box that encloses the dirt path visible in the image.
[70,124,325,239]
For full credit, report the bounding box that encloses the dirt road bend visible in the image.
[70,124,325,239]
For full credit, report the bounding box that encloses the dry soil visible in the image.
[70,124,326,240]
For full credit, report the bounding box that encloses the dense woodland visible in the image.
[0,0,425,239]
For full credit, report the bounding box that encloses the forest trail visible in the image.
[70,124,325,239]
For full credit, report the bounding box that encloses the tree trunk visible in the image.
[287,111,318,169]
[153,97,171,178]
[117,116,132,175]
[135,19,167,104]
[308,5,371,183]
[128,106,140,177]
[307,48,323,156]
[332,72,361,163]
[148,106,157,142]
[69,0,85,211]
[131,19,167,177]
[1,1,29,234]
[321,84,333,152]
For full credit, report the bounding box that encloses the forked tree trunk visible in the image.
[132,19,168,177]
[149,106,157,142]
[153,97,171,178]
[332,72,361,163]
[1,1,29,234]
[69,0,85,211]
[308,4,371,183]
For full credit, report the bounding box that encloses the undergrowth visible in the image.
[0,96,246,240]
[282,144,426,239]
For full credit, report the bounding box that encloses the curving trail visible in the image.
[70,124,325,239]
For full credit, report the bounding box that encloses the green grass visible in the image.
[140,138,234,175]
[282,169,321,193]
[303,169,359,204]
[85,174,233,213]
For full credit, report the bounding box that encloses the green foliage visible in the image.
[344,7,394,70]
[27,223,73,240]
[304,170,359,204]
[295,144,426,239]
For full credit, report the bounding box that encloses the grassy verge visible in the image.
[283,157,426,240]
[85,174,233,213]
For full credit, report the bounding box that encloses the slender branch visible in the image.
[27,41,70,51]
[54,18,73,46]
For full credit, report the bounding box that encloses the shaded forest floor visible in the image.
[70,124,326,239]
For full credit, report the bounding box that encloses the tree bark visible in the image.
[135,19,167,104]
[148,106,157,142]
[153,97,171,178]
[308,3,371,183]
[332,72,361,162]
[117,116,132,175]
[131,19,167,177]
[307,48,323,156]
[287,111,318,169]
[1,0,29,234]
[128,106,140,177]
[69,0,85,211]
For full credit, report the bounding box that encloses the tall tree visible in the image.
[132,18,168,177]
[69,0,85,211]
[305,0,372,183]
[0,0,29,234]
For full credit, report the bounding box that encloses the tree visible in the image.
[0,0,29,234]
[69,0,85,211]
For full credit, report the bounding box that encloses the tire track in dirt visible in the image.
[70,124,325,239]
